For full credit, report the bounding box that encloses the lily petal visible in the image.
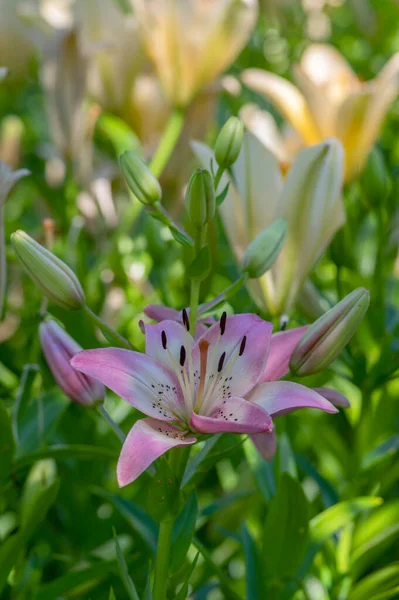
[242,68,320,144]
[144,320,194,372]
[193,314,273,402]
[251,430,277,461]
[261,325,308,382]
[248,381,338,418]
[71,348,185,420]
[190,396,273,434]
[313,387,350,408]
[117,418,196,487]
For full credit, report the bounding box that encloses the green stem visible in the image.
[198,274,248,315]
[97,404,126,443]
[150,108,185,178]
[189,227,206,337]
[84,305,132,350]
[153,518,174,600]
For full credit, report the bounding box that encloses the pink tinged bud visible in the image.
[11,230,85,310]
[39,319,105,406]
[290,287,370,376]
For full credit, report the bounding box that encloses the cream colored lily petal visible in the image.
[299,43,361,105]
[293,64,335,137]
[375,52,399,86]
[270,139,345,314]
[232,132,284,239]
[242,68,320,144]
[240,104,291,164]
[133,0,258,107]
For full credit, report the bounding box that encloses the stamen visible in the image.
[218,351,226,372]
[161,330,167,349]
[220,311,227,335]
[182,308,190,332]
[180,345,186,367]
[239,336,247,356]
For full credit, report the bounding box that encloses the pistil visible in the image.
[195,339,210,411]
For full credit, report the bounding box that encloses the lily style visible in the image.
[242,43,399,180]
[71,313,338,487]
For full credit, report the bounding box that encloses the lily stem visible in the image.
[83,305,132,350]
[97,404,126,443]
[153,518,174,600]
[189,227,207,337]
[150,108,185,178]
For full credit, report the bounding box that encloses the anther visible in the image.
[218,351,226,372]
[182,308,190,331]
[179,345,186,366]
[161,330,167,349]
[239,335,247,356]
[220,311,227,335]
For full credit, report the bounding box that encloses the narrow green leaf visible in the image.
[94,490,157,552]
[12,363,39,443]
[36,562,116,600]
[0,400,15,484]
[216,182,230,206]
[14,445,118,470]
[171,492,198,572]
[241,525,265,600]
[278,432,297,478]
[20,478,60,538]
[349,563,399,600]
[175,553,199,600]
[352,501,399,576]
[109,587,116,600]
[189,246,211,280]
[170,226,194,248]
[181,435,221,489]
[113,529,140,600]
[0,533,24,595]
[361,435,399,471]
[310,497,383,543]
[263,473,309,580]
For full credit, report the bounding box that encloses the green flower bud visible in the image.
[186,168,215,226]
[214,117,244,168]
[290,287,369,376]
[361,147,391,205]
[120,151,162,206]
[241,218,288,278]
[11,230,85,310]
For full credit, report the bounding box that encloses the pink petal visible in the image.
[261,326,308,383]
[190,396,273,434]
[144,320,194,372]
[251,430,277,461]
[144,305,181,322]
[71,348,185,420]
[248,381,338,418]
[117,418,196,487]
[313,387,350,408]
[193,314,273,402]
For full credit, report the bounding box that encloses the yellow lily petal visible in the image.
[241,68,321,144]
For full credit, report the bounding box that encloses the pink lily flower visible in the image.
[71,313,338,487]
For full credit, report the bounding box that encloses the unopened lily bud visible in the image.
[119,151,161,206]
[214,117,244,168]
[361,147,391,205]
[241,218,287,278]
[290,287,369,376]
[11,230,85,310]
[186,168,215,226]
[40,319,105,406]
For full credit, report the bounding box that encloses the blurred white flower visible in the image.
[192,134,345,315]
[242,44,399,180]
